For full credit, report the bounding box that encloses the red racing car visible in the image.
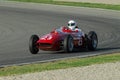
[29,27,98,54]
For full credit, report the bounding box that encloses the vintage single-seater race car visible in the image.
[29,27,98,54]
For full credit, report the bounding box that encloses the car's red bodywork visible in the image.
[36,27,85,51]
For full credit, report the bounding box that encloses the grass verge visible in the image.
[8,0,120,10]
[0,53,120,76]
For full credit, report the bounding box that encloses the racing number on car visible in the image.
[41,34,52,40]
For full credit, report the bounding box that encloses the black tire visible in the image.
[63,35,74,52]
[87,31,98,50]
[29,35,39,54]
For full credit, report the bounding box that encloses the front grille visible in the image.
[39,43,52,47]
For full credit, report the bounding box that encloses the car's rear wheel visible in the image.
[87,31,98,50]
[63,35,74,52]
[29,35,39,54]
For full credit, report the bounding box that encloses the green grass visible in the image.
[8,0,120,10]
[0,53,120,76]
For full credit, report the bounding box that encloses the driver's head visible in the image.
[68,20,76,30]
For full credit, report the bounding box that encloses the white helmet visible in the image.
[68,20,77,30]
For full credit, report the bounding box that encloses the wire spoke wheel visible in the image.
[87,31,98,50]
[29,35,39,54]
[64,35,74,52]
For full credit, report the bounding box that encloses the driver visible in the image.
[67,20,85,37]
[68,20,81,32]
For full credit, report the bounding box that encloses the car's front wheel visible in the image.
[29,35,39,54]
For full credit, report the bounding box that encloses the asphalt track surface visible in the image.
[0,1,120,67]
